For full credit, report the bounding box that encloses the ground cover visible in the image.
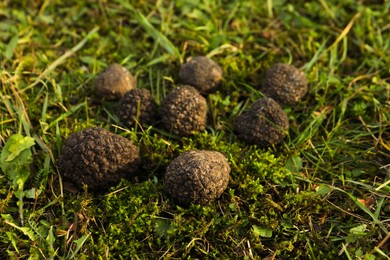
[0,0,389,259]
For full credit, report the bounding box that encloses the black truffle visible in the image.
[94,63,137,100]
[164,150,230,205]
[261,63,308,105]
[117,89,158,127]
[58,127,141,191]
[235,98,289,147]
[179,56,223,94]
[160,85,207,136]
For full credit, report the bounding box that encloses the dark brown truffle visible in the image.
[58,127,141,191]
[160,85,207,136]
[117,89,157,127]
[179,56,223,94]
[94,63,137,100]
[235,98,289,147]
[164,150,230,205]
[261,63,308,105]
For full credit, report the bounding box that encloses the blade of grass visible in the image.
[22,26,99,92]
[375,179,390,192]
[267,0,273,18]
[48,103,85,129]
[3,35,18,60]
[327,12,361,51]
[302,38,328,71]
[332,186,388,234]
[41,93,49,133]
[293,107,331,147]
[116,0,182,63]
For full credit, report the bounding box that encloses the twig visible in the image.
[370,232,390,255]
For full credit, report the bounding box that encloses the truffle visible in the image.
[58,127,141,191]
[160,85,207,136]
[164,150,230,205]
[261,63,308,105]
[117,89,158,127]
[235,98,289,147]
[179,56,223,94]
[94,63,137,100]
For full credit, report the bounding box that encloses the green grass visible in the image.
[1,0,389,259]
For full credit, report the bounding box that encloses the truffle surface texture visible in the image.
[58,127,140,191]
[160,85,207,136]
[261,63,307,105]
[235,98,289,147]
[164,150,230,205]
[94,63,137,100]
[179,56,223,94]
[117,89,157,127]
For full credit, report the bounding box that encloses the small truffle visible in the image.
[58,127,141,191]
[261,63,308,105]
[160,85,207,136]
[179,56,223,94]
[235,98,289,147]
[164,150,230,205]
[94,63,137,100]
[117,89,158,127]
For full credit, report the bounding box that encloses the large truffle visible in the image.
[179,56,223,94]
[58,127,141,191]
[235,98,289,147]
[117,89,158,127]
[160,85,207,136]
[164,150,230,205]
[94,63,137,100]
[261,63,308,105]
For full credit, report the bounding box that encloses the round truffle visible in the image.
[179,56,223,94]
[94,63,137,100]
[160,85,207,136]
[261,63,308,105]
[117,89,158,127]
[235,98,289,147]
[58,127,141,191]
[164,150,230,205]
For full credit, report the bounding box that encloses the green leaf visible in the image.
[252,225,273,237]
[2,214,36,241]
[0,134,35,189]
[350,224,367,234]
[46,226,56,252]
[315,184,331,196]
[24,188,42,199]
[154,218,173,237]
[345,224,367,243]
[4,35,18,60]
[285,155,303,173]
[6,232,19,253]
[1,213,14,222]
[71,234,90,256]
[2,134,35,162]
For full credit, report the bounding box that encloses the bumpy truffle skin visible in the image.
[94,63,137,100]
[261,63,308,105]
[164,150,230,205]
[235,98,289,147]
[179,56,223,94]
[58,127,141,191]
[117,89,157,127]
[160,85,207,136]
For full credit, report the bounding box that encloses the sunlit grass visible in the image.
[0,0,389,258]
